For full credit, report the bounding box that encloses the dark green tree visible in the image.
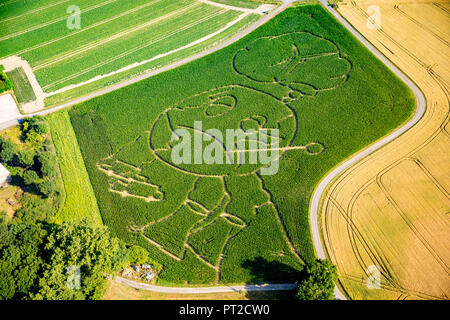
[296,259,338,300]
[0,139,15,163]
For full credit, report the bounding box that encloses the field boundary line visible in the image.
[309,0,427,301]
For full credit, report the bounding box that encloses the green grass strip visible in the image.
[47,110,102,225]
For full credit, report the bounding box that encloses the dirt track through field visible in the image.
[315,0,450,300]
[0,0,296,132]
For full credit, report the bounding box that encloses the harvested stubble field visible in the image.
[0,0,260,107]
[320,0,450,299]
[63,5,415,285]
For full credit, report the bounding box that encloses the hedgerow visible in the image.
[0,69,14,94]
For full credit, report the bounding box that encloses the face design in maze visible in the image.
[97,32,351,267]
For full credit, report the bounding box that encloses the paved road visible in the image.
[0,0,296,130]
[309,0,426,300]
[115,276,296,294]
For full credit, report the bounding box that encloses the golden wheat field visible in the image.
[320,0,450,299]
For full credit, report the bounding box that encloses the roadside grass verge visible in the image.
[209,0,263,9]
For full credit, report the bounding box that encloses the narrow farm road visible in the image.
[309,0,426,300]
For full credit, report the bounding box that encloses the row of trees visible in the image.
[0,220,149,300]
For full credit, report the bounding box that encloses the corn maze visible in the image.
[93,31,350,281]
[67,6,415,285]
